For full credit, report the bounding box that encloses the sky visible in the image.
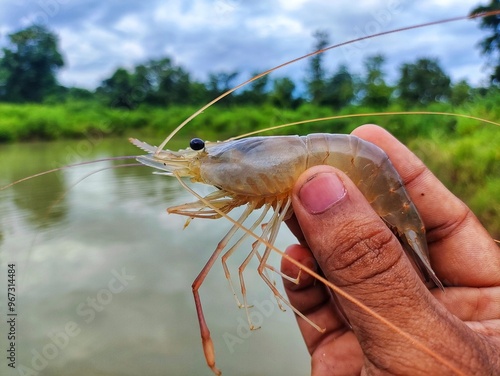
[0,0,494,91]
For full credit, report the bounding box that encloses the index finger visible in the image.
[352,124,500,287]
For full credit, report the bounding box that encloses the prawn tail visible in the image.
[402,228,445,291]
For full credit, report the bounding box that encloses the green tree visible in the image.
[140,58,194,106]
[188,81,211,106]
[270,77,297,108]
[470,1,500,84]
[96,68,138,109]
[207,71,239,105]
[396,58,451,106]
[236,72,269,105]
[450,79,473,106]
[0,24,64,102]
[306,30,329,104]
[361,54,393,108]
[322,64,356,109]
[96,57,207,108]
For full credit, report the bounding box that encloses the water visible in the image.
[0,138,310,376]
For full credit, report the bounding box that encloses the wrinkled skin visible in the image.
[282,124,500,376]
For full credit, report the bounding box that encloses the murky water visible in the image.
[0,138,309,376]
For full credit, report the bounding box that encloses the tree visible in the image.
[270,77,297,108]
[470,1,500,84]
[206,71,239,105]
[361,54,393,108]
[450,79,473,106]
[321,64,356,109]
[306,30,329,104]
[96,57,208,108]
[140,58,194,106]
[0,24,64,102]
[396,58,451,106]
[96,68,138,109]
[236,72,269,105]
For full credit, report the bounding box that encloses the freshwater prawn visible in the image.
[2,10,500,376]
[126,11,500,375]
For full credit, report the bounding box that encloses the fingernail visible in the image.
[299,172,346,214]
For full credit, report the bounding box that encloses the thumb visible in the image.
[291,165,480,373]
[293,165,423,296]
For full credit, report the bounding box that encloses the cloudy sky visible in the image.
[0,0,493,91]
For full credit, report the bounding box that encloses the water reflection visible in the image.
[1,142,69,226]
[0,139,309,376]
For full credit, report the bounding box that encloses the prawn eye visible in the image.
[190,138,205,151]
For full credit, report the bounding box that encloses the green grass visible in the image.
[0,95,498,141]
[409,126,500,239]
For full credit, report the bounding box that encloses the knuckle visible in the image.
[321,218,402,285]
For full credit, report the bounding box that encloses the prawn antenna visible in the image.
[154,10,500,153]
[229,112,500,140]
[0,156,140,191]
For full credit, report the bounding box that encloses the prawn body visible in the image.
[132,134,442,290]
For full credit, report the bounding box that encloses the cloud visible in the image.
[0,0,491,89]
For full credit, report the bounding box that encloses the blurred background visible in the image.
[0,1,499,375]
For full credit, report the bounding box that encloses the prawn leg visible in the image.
[236,201,286,328]
[177,176,247,375]
[255,198,325,332]
[243,203,288,313]
[192,246,223,375]
[221,204,271,308]
[192,202,267,374]
[168,190,237,219]
[222,201,283,329]
[254,242,303,285]
[261,259,303,284]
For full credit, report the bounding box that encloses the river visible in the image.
[0,137,310,376]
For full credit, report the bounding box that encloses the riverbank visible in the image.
[0,92,498,142]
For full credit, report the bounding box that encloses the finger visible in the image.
[285,214,307,247]
[281,244,363,373]
[281,245,348,349]
[292,165,493,374]
[432,285,500,322]
[352,124,500,287]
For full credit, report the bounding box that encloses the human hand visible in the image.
[282,124,500,375]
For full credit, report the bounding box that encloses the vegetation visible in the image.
[0,18,498,237]
[0,24,493,141]
[471,0,500,84]
[0,25,64,102]
[0,93,497,142]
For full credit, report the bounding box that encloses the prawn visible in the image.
[130,133,444,375]
[2,10,499,376]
